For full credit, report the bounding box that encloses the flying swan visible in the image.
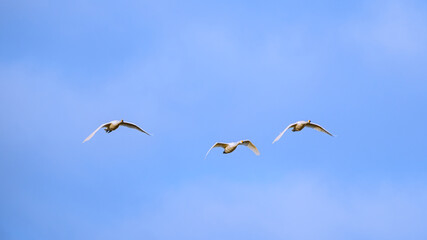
[205,140,260,159]
[83,120,151,143]
[272,120,333,144]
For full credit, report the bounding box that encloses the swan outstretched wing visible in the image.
[205,142,228,159]
[272,123,296,144]
[121,121,151,136]
[241,140,260,155]
[306,122,334,136]
[83,122,110,143]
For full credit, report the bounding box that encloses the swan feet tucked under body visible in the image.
[273,120,334,144]
[83,120,151,143]
[205,140,260,159]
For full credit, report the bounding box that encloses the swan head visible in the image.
[120,119,124,123]
[308,120,311,123]
[240,140,244,144]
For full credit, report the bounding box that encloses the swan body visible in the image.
[205,140,260,159]
[83,120,151,143]
[273,120,333,144]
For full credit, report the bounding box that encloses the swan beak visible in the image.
[308,120,311,123]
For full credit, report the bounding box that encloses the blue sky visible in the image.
[1,0,427,239]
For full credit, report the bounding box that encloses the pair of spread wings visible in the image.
[83,121,150,143]
[205,140,260,159]
[272,122,333,143]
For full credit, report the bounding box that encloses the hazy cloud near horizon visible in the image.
[109,176,427,240]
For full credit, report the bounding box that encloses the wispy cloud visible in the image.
[345,1,427,56]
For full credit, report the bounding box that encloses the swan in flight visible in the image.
[83,120,151,143]
[205,140,260,159]
[272,120,333,143]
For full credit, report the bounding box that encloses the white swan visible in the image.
[205,140,260,159]
[272,120,333,143]
[83,120,151,143]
